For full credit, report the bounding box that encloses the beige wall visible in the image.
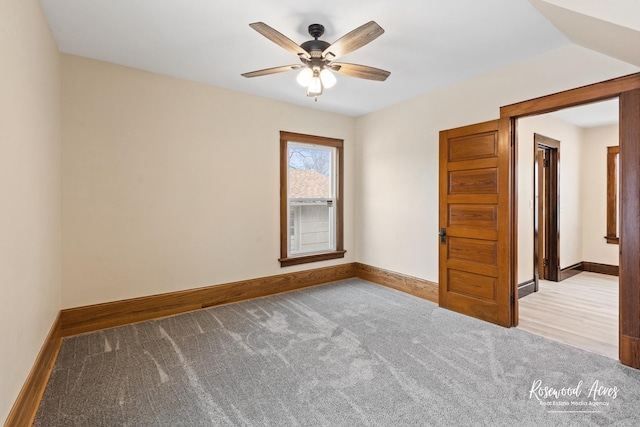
[582,124,619,266]
[0,0,61,422]
[355,44,638,284]
[61,55,356,308]
[517,114,585,283]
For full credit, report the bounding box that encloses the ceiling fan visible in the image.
[241,21,390,99]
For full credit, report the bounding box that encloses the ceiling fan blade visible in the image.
[330,63,390,81]
[249,22,310,60]
[241,65,303,78]
[323,21,384,60]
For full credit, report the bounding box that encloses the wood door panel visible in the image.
[448,237,498,266]
[447,228,498,241]
[447,194,498,205]
[448,168,498,194]
[446,259,497,277]
[439,119,511,327]
[443,295,498,324]
[448,132,498,162]
[448,204,498,229]
[448,269,497,301]
[447,157,498,172]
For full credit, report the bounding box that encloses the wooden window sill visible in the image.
[605,236,619,245]
[279,250,346,267]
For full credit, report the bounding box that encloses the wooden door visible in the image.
[439,120,512,327]
[536,148,547,280]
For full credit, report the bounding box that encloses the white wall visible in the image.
[61,55,356,308]
[356,44,638,283]
[517,114,585,283]
[582,124,619,266]
[0,0,61,422]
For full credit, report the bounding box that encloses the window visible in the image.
[606,145,619,244]
[279,131,345,266]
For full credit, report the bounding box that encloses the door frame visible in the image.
[500,73,640,369]
[534,134,560,283]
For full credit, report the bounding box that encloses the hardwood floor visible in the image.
[518,271,618,359]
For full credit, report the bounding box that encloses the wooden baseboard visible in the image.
[558,261,619,281]
[517,279,537,298]
[560,262,584,281]
[61,262,441,337]
[355,263,438,304]
[583,261,619,276]
[4,313,62,427]
[61,263,358,336]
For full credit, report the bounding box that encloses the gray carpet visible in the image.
[34,279,640,426]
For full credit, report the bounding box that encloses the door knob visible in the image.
[439,227,447,243]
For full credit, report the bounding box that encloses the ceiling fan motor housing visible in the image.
[308,23,324,39]
[299,24,330,60]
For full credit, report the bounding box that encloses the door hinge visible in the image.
[511,293,515,304]
[543,158,549,167]
[543,258,549,267]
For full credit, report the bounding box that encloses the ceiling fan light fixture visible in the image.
[320,68,336,89]
[307,70,323,97]
[296,67,313,87]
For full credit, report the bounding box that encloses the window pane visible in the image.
[288,144,333,198]
[290,201,334,254]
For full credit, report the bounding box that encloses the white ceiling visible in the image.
[40,0,573,117]
[37,1,640,119]
[529,0,640,68]
[550,98,619,128]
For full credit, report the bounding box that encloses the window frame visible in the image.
[606,145,620,244]
[279,131,345,267]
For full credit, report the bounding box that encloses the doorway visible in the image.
[515,101,620,358]
[534,134,559,283]
[502,76,640,369]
